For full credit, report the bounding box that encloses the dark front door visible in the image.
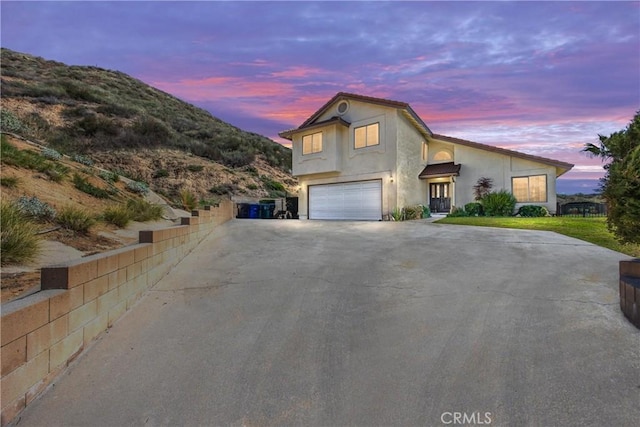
[430,183,451,213]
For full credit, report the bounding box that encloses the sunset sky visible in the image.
[2,1,639,194]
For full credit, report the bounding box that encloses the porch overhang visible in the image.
[419,162,461,179]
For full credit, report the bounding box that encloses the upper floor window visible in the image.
[302,132,322,155]
[354,123,379,149]
[512,175,547,202]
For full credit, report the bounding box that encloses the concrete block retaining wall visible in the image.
[0,201,233,425]
[620,259,640,329]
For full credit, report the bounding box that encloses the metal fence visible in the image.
[557,201,607,217]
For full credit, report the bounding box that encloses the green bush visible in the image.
[73,173,111,198]
[126,180,149,195]
[464,202,484,217]
[16,196,57,220]
[391,207,403,221]
[153,169,169,179]
[42,147,62,160]
[102,205,132,228]
[209,183,236,195]
[1,109,25,133]
[518,205,549,217]
[72,154,94,166]
[56,205,96,234]
[482,190,517,217]
[126,199,164,222]
[99,170,120,183]
[246,183,258,190]
[186,164,204,173]
[1,201,41,266]
[447,207,469,217]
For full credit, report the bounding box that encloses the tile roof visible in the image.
[418,162,461,179]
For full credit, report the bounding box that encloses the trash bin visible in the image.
[260,203,275,219]
[248,204,260,219]
[236,203,250,218]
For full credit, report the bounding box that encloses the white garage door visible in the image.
[309,180,382,220]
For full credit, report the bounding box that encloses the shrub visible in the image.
[180,189,198,211]
[1,109,24,133]
[518,205,550,217]
[186,164,204,173]
[102,205,132,228]
[99,170,120,183]
[482,190,517,217]
[0,176,20,188]
[16,196,57,220]
[1,201,41,266]
[73,173,111,198]
[42,147,62,160]
[126,199,164,222]
[153,169,169,179]
[421,205,431,218]
[447,207,469,217]
[56,205,96,234]
[403,205,422,220]
[246,183,258,190]
[72,154,94,166]
[126,180,149,195]
[391,207,403,221]
[464,202,484,217]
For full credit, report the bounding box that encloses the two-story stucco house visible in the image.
[279,92,573,220]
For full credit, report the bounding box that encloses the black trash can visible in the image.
[236,203,250,219]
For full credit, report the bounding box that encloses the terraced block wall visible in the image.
[0,201,233,425]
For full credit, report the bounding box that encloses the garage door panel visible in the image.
[309,180,381,220]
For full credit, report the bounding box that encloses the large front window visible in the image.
[302,132,322,155]
[354,123,379,149]
[512,175,547,202]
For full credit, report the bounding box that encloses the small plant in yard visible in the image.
[56,205,96,234]
[0,176,20,188]
[518,205,549,217]
[1,201,41,266]
[464,202,484,217]
[481,190,517,217]
[16,196,57,220]
[73,173,111,199]
[447,206,469,217]
[102,205,132,228]
[72,154,94,166]
[41,147,62,160]
[179,189,198,211]
[126,180,149,195]
[403,205,422,220]
[391,206,404,221]
[126,199,164,222]
[99,170,120,183]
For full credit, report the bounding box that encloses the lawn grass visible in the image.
[435,216,640,257]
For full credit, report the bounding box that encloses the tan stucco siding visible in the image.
[291,123,341,176]
[452,143,559,213]
[396,111,427,208]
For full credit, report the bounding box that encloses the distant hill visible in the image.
[0,48,296,202]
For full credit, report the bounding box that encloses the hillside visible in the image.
[0,48,296,203]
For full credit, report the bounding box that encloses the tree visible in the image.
[583,112,640,244]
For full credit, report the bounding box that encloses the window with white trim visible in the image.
[302,132,322,155]
[512,175,547,202]
[354,123,379,149]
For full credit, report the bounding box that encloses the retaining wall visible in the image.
[0,201,233,425]
[620,259,640,329]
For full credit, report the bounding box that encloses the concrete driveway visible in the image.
[15,220,639,426]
